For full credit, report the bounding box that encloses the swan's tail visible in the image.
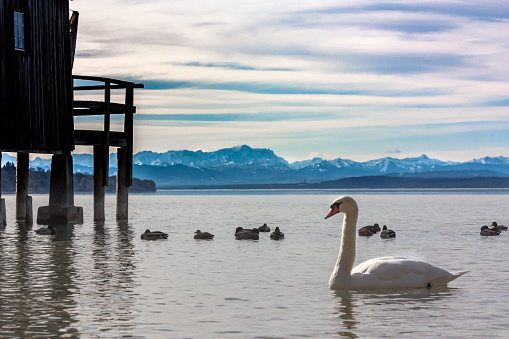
[431,270,468,286]
[451,271,469,279]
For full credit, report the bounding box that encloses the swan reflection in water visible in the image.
[331,287,456,338]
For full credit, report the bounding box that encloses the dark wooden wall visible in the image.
[0,0,74,154]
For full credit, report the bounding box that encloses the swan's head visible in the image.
[325,196,358,219]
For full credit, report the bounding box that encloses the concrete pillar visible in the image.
[0,152,5,226]
[116,147,129,221]
[94,145,106,221]
[37,153,83,224]
[16,152,29,220]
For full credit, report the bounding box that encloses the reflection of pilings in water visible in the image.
[0,222,79,337]
[0,222,33,336]
[85,221,138,330]
[47,224,80,336]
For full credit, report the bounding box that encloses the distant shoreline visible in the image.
[159,176,509,190]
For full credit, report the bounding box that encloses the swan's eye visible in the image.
[330,202,342,210]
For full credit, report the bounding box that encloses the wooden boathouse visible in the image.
[0,0,143,224]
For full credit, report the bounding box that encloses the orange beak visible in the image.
[325,205,339,219]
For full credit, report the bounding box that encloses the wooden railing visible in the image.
[72,75,144,186]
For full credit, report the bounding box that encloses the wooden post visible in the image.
[25,196,33,226]
[16,152,29,220]
[116,147,128,221]
[103,82,111,186]
[94,145,106,221]
[125,86,134,186]
[0,199,5,227]
[0,152,4,226]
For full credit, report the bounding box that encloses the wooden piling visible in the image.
[0,152,4,226]
[116,147,129,221]
[16,152,29,220]
[25,196,33,226]
[0,199,5,227]
[94,145,106,221]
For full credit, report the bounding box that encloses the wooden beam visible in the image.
[74,130,127,147]
[73,101,137,116]
[73,84,144,91]
[73,75,144,88]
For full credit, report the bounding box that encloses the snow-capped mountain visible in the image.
[133,145,290,170]
[1,146,508,187]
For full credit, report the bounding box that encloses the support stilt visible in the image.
[116,147,128,221]
[25,196,33,226]
[16,152,29,220]
[93,145,106,221]
[0,152,5,226]
[37,153,83,224]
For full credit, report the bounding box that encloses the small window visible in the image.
[14,11,26,51]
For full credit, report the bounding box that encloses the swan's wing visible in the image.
[351,257,452,281]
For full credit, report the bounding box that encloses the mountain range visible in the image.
[2,145,509,188]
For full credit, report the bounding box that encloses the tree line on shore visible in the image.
[0,162,156,193]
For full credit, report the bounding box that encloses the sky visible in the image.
[69,0,509,163]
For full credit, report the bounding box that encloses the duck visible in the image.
[490,222,507,231]
[371,223,381,233]
[325,196,467,290]
[194,230,214,239]
[35,225,56,235]
[380,225,396,239]
[258,223,271,232]
[358,226,373,236]
[270,226,284,240]
[480,225,500,236]
[141,229,168,240]
[235,227,259,240]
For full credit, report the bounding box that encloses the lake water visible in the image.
[0,189,508,338]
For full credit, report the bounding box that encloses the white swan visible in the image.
[324,196,467,290]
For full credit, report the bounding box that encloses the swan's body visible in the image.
[325,196,467,290]
[194,230,214,239]
[235,227,259,240]
[141,229,168,240]
[270,227,284,240]
[481,225,500,236]
[380,225,396,239]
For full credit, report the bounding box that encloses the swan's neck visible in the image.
[336,209,358,277]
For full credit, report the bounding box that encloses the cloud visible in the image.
[69,0,509,162]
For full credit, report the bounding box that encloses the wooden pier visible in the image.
[1,1,143,224]
[72,75,143,221]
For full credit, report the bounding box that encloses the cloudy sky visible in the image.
[70,0,509,162]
